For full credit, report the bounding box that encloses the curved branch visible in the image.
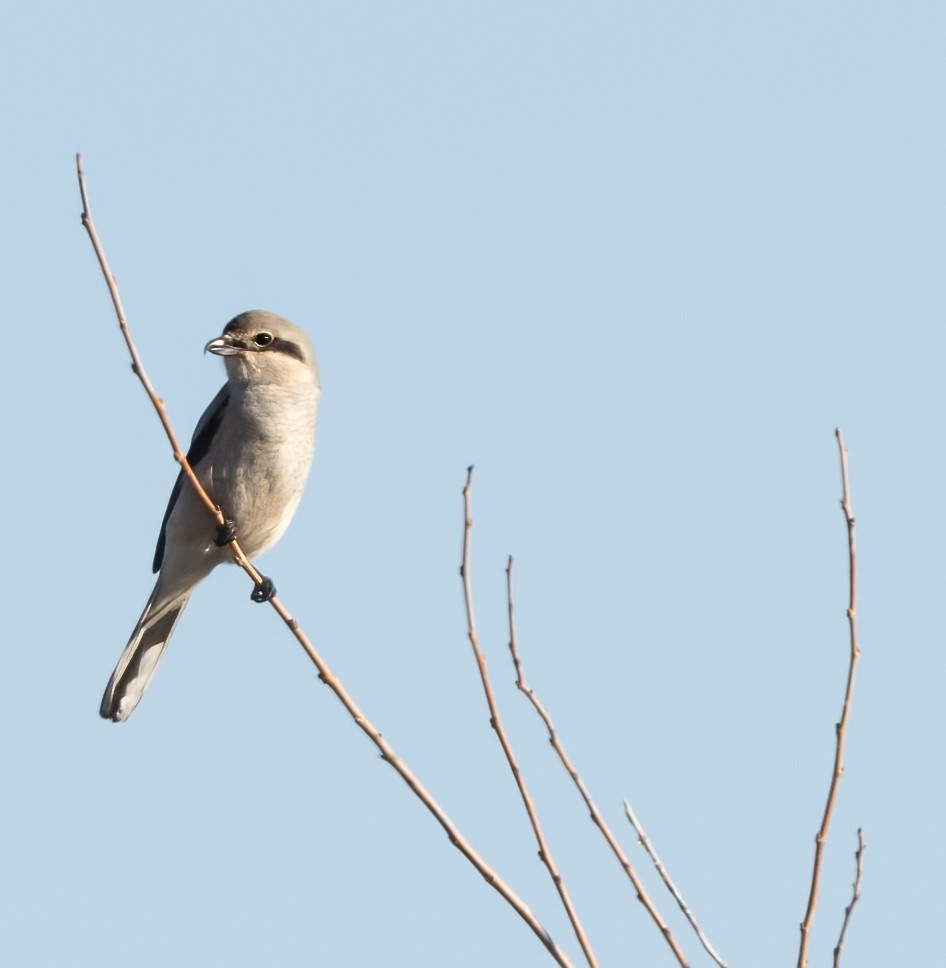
[796,429,861,968]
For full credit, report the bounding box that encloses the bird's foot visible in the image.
[214,520,237,546]
[252,577,276,603]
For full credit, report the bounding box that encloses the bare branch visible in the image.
[77,155,574,968]
[796,429,862,968]
[622,799,724,968]
[77,155,223,526]
[505,558,691,968]
[833,828,865,967]
[461,471,598,968]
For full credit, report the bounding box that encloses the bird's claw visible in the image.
[214,520,237,546]
[251,577,276,603]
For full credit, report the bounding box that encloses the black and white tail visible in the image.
[100,588,191,722]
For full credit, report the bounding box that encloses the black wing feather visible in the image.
[152,384,231,573]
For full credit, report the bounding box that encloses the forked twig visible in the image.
[622,799,725,968]
[77,155,575,968]
[832,828,865,967]
[461,470,598,968]
[796,429,861,968]
[505,559,691,968]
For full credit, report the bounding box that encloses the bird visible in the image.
[100,310,320,722]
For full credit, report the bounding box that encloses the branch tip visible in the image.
[797,431,861,968]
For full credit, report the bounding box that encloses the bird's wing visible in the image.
[152,383,231,573]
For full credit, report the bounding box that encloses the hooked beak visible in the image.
[205,334,243,356]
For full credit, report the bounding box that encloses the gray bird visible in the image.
[100,310,320,722]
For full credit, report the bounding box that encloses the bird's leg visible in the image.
[251,577,276,603]
[214,519,237,546]
[213,517,274,600]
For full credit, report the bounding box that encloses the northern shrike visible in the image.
[100,310,320,722]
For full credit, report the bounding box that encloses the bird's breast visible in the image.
[208,383,318,558]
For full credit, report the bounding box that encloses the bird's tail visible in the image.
[100,588,191,722]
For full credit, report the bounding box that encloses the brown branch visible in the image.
[77,156,268,588]
[460,470,598,968]
[77,154,575,968]
[505,558,691,968]
[622,799,724,968]
[796,429,861,968]
[832,828,865,967]
[77,158,225,525]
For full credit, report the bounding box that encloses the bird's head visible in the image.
[206,311,319,388]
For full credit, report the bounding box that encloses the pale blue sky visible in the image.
[3,3,944,965]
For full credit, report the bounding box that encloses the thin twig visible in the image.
[460,470,598,968]
[77,154,575,968]
[505,559,691,968]
[832,828,865,967]
[77,159,224,518]
[622,799,724,968]
[796,429,861,968]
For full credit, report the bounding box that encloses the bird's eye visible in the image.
[254,332,274,346]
